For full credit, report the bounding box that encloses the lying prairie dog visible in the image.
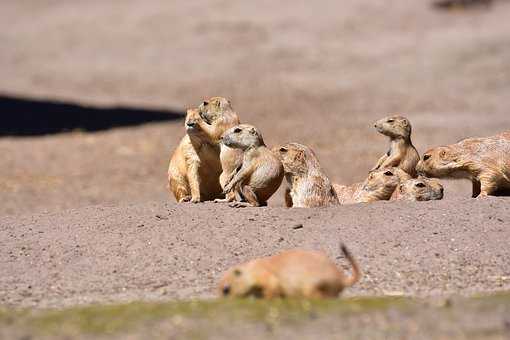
[272,143,338,208]
[391,177,444,201]
[416,131,510,197]
[372,115,420,177]
[167,108,223,202]
[221,124,284,207]
[334,167,412,204]
[198,97,243,202]
[218,244,361,299]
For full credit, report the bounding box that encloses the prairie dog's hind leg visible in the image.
[169,173,191,202]
[229,185,260,208]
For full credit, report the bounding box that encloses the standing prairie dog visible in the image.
[167,109,223,202]
[221,124,284,207]
[334,167,411,204]
[372,115,420,177]
[416,131,510,197]
[391,177,444,201]
[218,244,361,299]
[272,143,338,208]
[197,97,243,202]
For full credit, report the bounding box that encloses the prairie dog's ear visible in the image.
[439,150,448,159]
[249,127,257,135]
[401,118,409,126]
[399,184,405,192]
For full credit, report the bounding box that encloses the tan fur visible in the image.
[197,97,243,202]
[334,167,412,204]
[222,124,284,207]
[372,115,420,177]
[391,177,444,201]
[167,109,222,202]
[272,143,338,208]
[218,245,361,299]
[416,131,510,197]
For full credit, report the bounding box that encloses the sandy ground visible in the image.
[0,2,509,337]
[1,198,509,308]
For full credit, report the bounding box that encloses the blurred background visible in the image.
[1,0,509,215]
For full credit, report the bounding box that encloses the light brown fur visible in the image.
[391,177,444,201]
[334,167,412,204]
[272,143,338,208]
[167,103,239,203]
[222,124,284,207]
[372,115,420,177]
[197,97,243,202]
[218,245,361,299]
[416,131,510,197]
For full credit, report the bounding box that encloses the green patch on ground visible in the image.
[1,294,509,340]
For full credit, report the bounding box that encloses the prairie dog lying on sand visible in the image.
[218,245,361,299]
[391,177,444,201]
[416,131,510,197]
[273,143,338,208]
[334,167,412,204]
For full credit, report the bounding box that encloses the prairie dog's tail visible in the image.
[340,243,361,287]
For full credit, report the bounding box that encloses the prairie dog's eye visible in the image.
[387,119,395,123]
[234,128,242,133]
[203,101,209,106]
[415,182,426,188]
[279,147,288,153]
[384,171,393,176]
[423,154,431,161]
[233,269,242,276]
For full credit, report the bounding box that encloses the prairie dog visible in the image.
[222,124,284,207]
[416,131,510,197]
[218,245,361,299]
[391,177,444,201]
[372,115,420,177]
[334,167,411,204]
[272,143,338,208]
[167,109,223,202]
[198,97,243,202]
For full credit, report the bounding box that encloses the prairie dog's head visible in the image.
[184,108,211,140]
[222,124,264,150]
[374,115,412,139]
[358,168,402,202]
[397,177,444,201]
[272,143,320,176]
[218,260,281,299]
[197,97,240,142]
[416,146,464,178]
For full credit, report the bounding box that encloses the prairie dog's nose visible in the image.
[222,285,231,296]
[186,121,196,127]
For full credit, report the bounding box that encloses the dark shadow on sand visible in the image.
[0,95,184,136]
